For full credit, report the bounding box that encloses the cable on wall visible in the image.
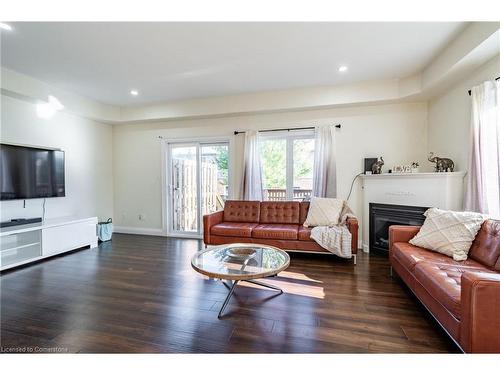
[346,173,363,202]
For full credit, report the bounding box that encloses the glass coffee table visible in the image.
[191,243,290,318]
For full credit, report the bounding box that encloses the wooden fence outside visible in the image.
[172,159,226,232]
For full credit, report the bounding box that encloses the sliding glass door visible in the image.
[167,140,230,237]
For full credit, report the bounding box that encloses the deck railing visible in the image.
[263,188,312,202]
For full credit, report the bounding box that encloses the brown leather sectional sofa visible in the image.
[203,200,359,262]
[389,219,500,353]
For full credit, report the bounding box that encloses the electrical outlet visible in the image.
[138,214,146,221]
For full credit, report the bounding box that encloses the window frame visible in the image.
[259,129,315,201]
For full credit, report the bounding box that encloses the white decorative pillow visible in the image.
[409,208,486,261]
[303,197,344,227]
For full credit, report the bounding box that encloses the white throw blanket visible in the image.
[310,225,352,258]
[308,201,355,259]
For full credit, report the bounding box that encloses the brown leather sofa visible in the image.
[203,200,359,262]
[389,219,500,353]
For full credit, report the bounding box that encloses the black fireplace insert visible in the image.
[369,203,428,253]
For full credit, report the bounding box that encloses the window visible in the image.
[260,131,315,201]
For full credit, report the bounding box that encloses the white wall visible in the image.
[0,94,114,222]
[113,101,429,242]
[428,54,500,172]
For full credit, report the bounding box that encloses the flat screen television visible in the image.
[0,144,65,200]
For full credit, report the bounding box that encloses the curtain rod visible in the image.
[233,124,341,135]
[468,76,500,96]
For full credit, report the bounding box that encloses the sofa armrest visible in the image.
[203,211,224,245]
[346,217,359,255]
[388,225,420,253]
[460,271,500,353]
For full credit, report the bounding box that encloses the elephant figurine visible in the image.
[428,152,454,172]
[371,157,384,174]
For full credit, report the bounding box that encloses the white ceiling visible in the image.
[1,22,467,106]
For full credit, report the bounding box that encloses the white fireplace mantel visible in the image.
[360,171,467,252]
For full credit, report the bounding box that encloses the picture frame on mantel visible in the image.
[364,158,378,174]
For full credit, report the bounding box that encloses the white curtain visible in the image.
[312,124,337,198]
[242,130,263,200]
[464,80,500,219]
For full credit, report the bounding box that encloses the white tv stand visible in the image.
[0,216,98,271]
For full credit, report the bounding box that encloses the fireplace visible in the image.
[369,203,428,253]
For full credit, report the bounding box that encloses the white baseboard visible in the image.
[113,226,165,236]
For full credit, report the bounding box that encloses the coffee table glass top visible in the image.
[191,243,290,280]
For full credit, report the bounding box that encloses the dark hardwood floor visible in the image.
[0,234,459,353]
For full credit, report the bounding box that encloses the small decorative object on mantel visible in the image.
[371,157,384,174]
[393,165,408,173]
[392,164,417,173]
[428,152,455,172]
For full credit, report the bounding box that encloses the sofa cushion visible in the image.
[409,208,486,261]
[414,262,462,319]
[468,219,500,271]
[211,222,258,238]
[223,200,261,223]
[392,242,486,272]
[260,202,300,224]
[298,226,312,241]
[414,262,495,319]
[252,224,299,240]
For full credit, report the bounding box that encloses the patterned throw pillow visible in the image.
[303,197,345,227]
[409,208,486,261]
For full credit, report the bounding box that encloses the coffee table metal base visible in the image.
[218,277,283,319]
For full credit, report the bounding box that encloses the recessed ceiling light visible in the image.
[0,22,13,31]
[338,65,348,73]
[130,90,139,96]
